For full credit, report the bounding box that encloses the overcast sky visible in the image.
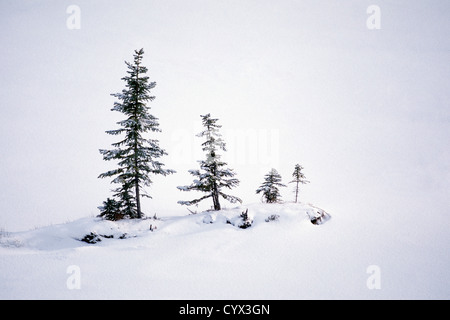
[1,0,449,233]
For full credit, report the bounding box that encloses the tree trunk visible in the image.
[134,61,142,219]
[135,177,141,218]
[213,189,220,210]
[295,181,299,203]
[211,163,221,210]
[134,134,141,218]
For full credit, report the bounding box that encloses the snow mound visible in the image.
[1,202,449,299]
[0,202,329,251]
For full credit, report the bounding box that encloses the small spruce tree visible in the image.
[239,208,252,229]
[98,198,123,221]
[177,113,242,210]
[256,168,286,203]
[289,164,310,203]
[98,48,175,219]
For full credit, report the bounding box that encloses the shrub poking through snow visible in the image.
[98,198,124,221]
[80,232,102,244]
[265,214,280,222]
[79,231,130,243]
[238,209,253,229]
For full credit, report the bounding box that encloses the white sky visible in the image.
[1,0,449,233]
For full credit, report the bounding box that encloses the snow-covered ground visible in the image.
[0,202,448,299]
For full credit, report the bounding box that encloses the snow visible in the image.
[0,202,448,299]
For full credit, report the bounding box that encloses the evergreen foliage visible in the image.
[289,164,310,203]
[98,48,175,220]
[98,198,123,221]
[256,168,286,203]
[177,114,242,210]
[239,208,253,229]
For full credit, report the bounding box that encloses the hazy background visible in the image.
[1,0,449,236]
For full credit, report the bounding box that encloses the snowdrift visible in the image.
[0,202,329,251]
[1,202,448,299]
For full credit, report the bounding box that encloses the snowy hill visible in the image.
[0,202,448,299]
[0,202,327,250]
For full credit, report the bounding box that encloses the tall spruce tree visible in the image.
[256,168,286,203]
[289,164,309,203]
[177,114,241,211]
[98,48,175,219]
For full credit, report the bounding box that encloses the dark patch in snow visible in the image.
[80,232,102,244]
[79,232,131,243]
[308,206,331,225]
[265,214,280,222]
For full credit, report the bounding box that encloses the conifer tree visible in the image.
[98,198,122,221]
[289,164,309,203]
[98,48,175,219]
[177,114,241,211]
[256,168,286,203]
